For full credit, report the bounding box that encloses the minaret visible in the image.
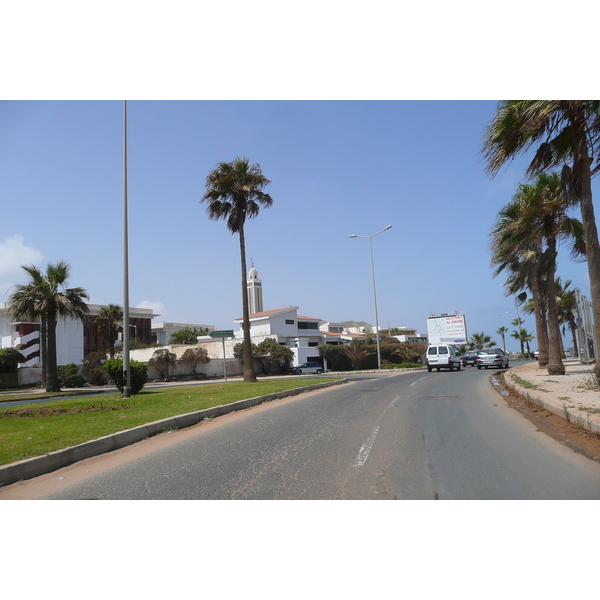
[247,260,263,315]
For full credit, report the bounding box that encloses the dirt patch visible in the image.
[493,371,600,464]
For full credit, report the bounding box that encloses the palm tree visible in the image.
[496,326,508,352]
[483,100,600,379]
[200,157,273,382]
[511,327,533,356]
[491,173,584,374]
[491,195,549,366]
[341,341,374,370]
[555,277,579,357]
[8,262,89,392]
[94,304,123,359]
[469,332,496,350]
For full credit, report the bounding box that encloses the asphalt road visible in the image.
[9,367,600,499]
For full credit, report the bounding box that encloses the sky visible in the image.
[0,100,595,351]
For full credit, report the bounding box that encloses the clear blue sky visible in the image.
[0,100,596,351]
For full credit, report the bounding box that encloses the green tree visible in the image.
[483,100,600,379]
[169,326,208,345]
[490,174,584,373]
[8,262,89,392]
[510,327,533,356]
[201,157,273,382]
[341,341,374,370]
[148,348,177,382]
[103,359,147,395]
[469,332,496,350]
[496,326,508,353]
[178,346,210,378]
[95,304,123,359]
[255,338,294,373]
[555,277,579,357]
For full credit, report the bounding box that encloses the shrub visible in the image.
[82,351,108,386]
[178,347,210,378]
[148,348,177,381]
[58,363,86,388]
[104,359,148,395]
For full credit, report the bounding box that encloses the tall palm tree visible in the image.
[8,262,89,392]
[496,326,508,352]
[555,277,579,357]
[95,304,123,359]
[491,173,584,374]
[200,157,273,382]
[483,100,600,378]
[491,195,549,366]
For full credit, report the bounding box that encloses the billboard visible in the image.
[426,314,468,345]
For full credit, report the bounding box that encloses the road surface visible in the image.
[3,368,600,499]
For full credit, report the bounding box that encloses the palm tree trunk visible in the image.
[45,311,61,392]
[529,267,549,368]
[577,147,600,382]
[238,225,257,382]
[545,239,565,375]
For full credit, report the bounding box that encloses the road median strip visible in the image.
[0,378,347,487]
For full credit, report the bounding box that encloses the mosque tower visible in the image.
[247,260,263,315]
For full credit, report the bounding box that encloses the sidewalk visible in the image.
[503,358,600,435]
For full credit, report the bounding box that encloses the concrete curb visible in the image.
[501,369,600,436]
[0,378,348,487]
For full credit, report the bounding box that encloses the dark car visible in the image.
[461,351,478,367]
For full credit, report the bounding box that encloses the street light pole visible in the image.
[122,100,131,399]
[349,225,392,370]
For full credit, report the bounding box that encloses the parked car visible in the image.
[291,362,323,375]
[426,344,461,372]
[476,348,509,369]
[461,351,478,367]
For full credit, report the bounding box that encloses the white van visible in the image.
[426,344,461,372]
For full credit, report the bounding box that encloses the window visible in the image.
[308,341,318,347]
[285,320,295,325]
[298,322,318,330]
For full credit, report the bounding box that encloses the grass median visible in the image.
[0,378,341,466]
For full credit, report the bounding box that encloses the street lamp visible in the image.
[349,225,392,369]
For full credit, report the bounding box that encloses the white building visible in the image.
[234,307,325,366]
[0,302,157,367]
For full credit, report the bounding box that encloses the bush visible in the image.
[104,359,148,395]
[58,363,86,388]
[82,351,108,386]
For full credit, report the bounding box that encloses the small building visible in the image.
[233,307,324,367]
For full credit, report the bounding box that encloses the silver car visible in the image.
[291,362,323,375]
[476,348,509,369]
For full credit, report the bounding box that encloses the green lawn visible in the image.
[0,378,340,466]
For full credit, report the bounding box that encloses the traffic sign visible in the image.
[209,330,234,338]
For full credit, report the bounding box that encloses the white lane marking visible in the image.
[354,425,380,467]
[410,377,426,387]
